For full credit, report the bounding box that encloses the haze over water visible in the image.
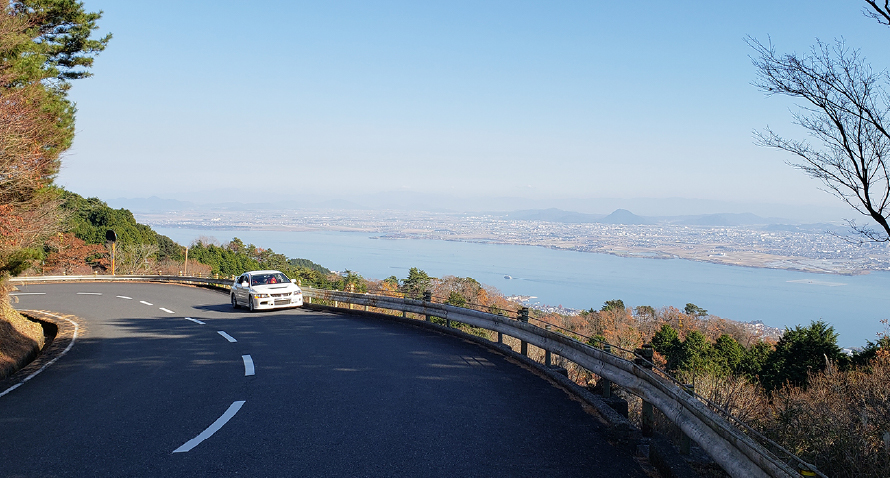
[157,228,890,348]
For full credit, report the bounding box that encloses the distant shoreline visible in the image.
[151,222,873,276]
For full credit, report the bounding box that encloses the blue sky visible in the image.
[59,1,890,220]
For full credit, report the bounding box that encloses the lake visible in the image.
[155,227,890,348]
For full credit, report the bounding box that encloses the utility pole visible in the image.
[106,230,117,275]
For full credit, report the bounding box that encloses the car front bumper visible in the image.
[250,294,303,310]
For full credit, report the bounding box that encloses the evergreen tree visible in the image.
[684,303,708,317]
[712,334,744,375]
[401,267,432,298]
[651,324,682,371]
[761,320,847,392]
[0,2,108,278]
[676,331,712,375]
[601,299,625,312]
[738,341,772,380]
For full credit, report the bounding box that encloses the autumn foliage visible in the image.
[41,233,107,275]
[0,75,68,277]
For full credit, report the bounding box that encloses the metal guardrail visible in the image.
[8,275,819,478]
[9,274,233,288]
[303,288,813,478]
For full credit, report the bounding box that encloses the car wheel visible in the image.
[248,298,255,312]
[231,294,239,309]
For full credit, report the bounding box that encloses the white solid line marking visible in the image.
[242,355,255,376]
[172,401,245,453]
[185,317,206,325]
[117,296,132,300]
[9,292,46,296]
[0,312,79,399]
[159,308,174,314]
[139,301,153,306]
[77,292,101,295]
[217,331,237,343]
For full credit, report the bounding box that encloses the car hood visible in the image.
[250,284,301,293]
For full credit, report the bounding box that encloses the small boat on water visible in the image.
[504,275,512,279]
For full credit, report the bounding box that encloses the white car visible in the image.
[231,270,303,311]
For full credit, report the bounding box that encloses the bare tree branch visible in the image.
[749,37,890,242]
[864,0,890,26]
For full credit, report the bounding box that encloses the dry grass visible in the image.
[0,288,44,379]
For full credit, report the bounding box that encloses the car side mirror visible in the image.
[241,281,248,286]
[291,279,296,283]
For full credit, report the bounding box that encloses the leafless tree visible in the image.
[864,1,890,26]
[115,243,159,274]
[749,37,890,242]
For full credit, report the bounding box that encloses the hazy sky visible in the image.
[59,1,890,220]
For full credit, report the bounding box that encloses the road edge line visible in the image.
[0,311,79,399]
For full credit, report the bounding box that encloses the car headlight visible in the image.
[252,293,270,298]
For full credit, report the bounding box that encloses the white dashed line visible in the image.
[9,293,45,296]
[139,301,153,306]
[116,296,132,300]
[159,308,174,314]
[184,317,206,325]
[242,355,255,376]
[172,401,245,453]
[77,292,101,295]
[217,331,237,343]
[0,312,79,399]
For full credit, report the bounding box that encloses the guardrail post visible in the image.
[680,383,694,454]
[636,344,655,437]
[423,291,432,321]
[601,344,612,398]
[518,307,529,356]
[544,325,552,366]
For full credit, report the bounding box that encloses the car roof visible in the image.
[245,270,284,275]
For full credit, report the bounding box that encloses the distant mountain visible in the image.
[764,222,852,235]
[501,208,604,223]
[109,197,367,213]
[108,196,197,213]
[674,212,789,226]
[598,209,651,225]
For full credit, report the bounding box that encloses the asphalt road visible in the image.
[1,282,647,477]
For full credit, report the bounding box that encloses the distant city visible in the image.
[135,206,890,276]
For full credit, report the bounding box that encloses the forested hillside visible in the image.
[0,0,111,379]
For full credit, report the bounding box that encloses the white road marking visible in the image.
[172,401,245,453]
[77,292,101,295]
[9,293,46,296]
[117,296,132,300]
[184,317,206,325]
[159,308,174,314]
[242,355,255,376]
[139,301,153,306]
[0,312,79,399]
[217,331,237,343]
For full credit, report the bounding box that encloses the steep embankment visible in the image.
[0,297,45,379]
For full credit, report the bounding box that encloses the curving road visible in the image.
[1,282,646,477]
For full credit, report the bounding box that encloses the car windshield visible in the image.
[250,272,290,286]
